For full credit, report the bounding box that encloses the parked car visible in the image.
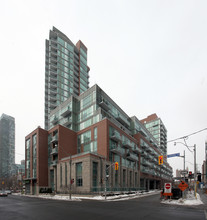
[5,190,11,195]
[0,191,8,197]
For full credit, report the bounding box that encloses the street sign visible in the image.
[164,183,172,193]
[180,170,188,175]
[167,153,180,158]
[163,183,173,196]
[178,181,188,191]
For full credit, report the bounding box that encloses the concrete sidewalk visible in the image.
[198,189,207,208]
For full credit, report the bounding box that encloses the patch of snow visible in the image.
[161,191,203,206]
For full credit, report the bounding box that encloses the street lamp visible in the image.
[174,142,197,198]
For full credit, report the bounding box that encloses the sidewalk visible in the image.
[198,188,207,208]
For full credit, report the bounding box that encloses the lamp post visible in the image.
[174,142,197,198]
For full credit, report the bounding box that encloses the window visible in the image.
[76,163,83,186]
[94,127,97,140]
[65,163,67,186]
[93,162,98,187]
[123,170,126,187]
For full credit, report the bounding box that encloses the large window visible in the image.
[76,162,83,187]
[26,139,30,178]
[92,162,98,187]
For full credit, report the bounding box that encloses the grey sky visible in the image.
[1,0,207,175]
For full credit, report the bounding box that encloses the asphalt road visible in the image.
[0,193,206,220]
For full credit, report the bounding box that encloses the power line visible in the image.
[167,127,207,143]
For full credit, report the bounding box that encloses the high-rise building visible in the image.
[0,113,15,178]
[44,27,90,130]
[140,114,167,156]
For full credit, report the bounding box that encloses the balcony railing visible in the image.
[126,152,138,161]
[50,160,57,167]
[51,134,58,144]
[122,141,133,149]
[110,144,125,156]
[99,100,110,111]
[61,107,71,117]
[110,131,121,142]
[51,147,58,155]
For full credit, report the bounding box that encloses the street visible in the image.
[0,193,206,220]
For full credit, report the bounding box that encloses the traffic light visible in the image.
[197,173,201,182]
[115,162,119,170]
[188,171,192,179]
[158,155,163,165]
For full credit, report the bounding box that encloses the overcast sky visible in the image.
[1,0,207,176]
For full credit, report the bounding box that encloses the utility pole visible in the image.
[183,150,185,199]
[194,145,197,199]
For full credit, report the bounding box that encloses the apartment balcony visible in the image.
[50,82,57,89]
[61,107,71,117]
[50,70,57,77]
[50,160,57,167]
[50,76,57,83]
[126,152,138,161]
[110,145,124,156]
[51,116,58,125]
[51,147,58,155]
[115,114,129,128]
[141,158,151,167]
[62,117,72,127]
[51,134,58,144]
[122,141,133,149]
[110,131,121,142]
[146,146,152,153]
[132,145,141,154]
[99,100,110,111]
[141,150,148,158]
[138,128,147,137]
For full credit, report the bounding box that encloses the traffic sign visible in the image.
[164,183,172,193]
[167,153,180,158]
[163,183,173,196]
[178,181,188,191]
[180,170,188,175]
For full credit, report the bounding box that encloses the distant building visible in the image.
[140,114,167,156]
[44,27,90,130]
[176,167,189,178]
[0,114,15,178]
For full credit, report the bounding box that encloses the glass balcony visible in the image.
[132,145,141,154]
[61,107,71,117]
[110,144,125,156]
[141,150,148,158]
[110,130,121,142]
[50,160,57,167]
[51,116,58,125]
[99,100,110,111]
[122,140,133,149]
[115,114,129,128]
[126,152,138,161]
[51,134,58,144]
[51,147,58,155]
[62,117,72,127]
